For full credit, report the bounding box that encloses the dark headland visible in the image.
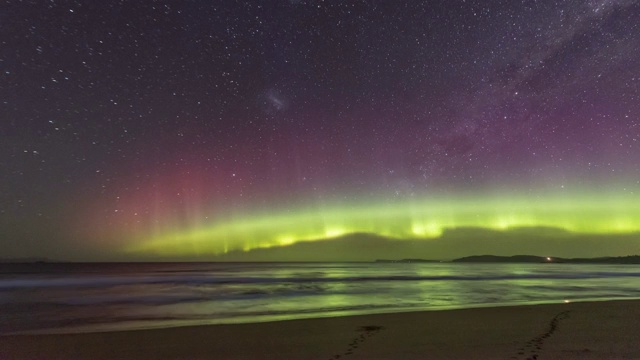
[376,255,640,264]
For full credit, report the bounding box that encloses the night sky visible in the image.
[1,0,639,261]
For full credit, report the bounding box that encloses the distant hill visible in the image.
[214,233,413,262]
[452,255,551,263]
[209,228,640,262]
[452,255,640,264]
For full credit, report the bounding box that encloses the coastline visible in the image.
[2,299,639,359]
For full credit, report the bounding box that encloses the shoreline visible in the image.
[4,296,635,336]
[0,297,640,339]
[2,299,640,359]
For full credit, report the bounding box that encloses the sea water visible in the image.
[2,262,640,334]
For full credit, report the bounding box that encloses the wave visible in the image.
[2,271,640,289]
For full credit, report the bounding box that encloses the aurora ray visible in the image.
[126,188,640,257]
[3,0,640,261]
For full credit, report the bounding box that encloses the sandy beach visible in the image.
[1,300,639,360]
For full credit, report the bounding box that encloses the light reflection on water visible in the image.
[1,262,640,333]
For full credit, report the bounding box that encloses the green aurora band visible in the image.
[126,189,640,257]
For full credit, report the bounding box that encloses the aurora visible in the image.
[126,188,640,257]
[3,0,640,262]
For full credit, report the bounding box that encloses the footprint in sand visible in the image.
[512,311,570,360]
[329,325,384,359]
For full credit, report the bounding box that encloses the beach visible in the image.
[1,300,639,360]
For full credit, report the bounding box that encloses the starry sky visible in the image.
[1,0,639,261]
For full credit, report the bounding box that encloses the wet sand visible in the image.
[1,300,639,359]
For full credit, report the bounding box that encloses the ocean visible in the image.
[2,262,640,334]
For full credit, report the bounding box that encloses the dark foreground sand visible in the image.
[1,300,640,360]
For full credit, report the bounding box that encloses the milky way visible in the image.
[1,0,639,260]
